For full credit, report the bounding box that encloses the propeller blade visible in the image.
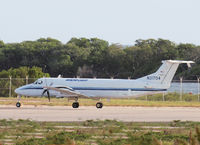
[42,89,51,102]
[47,90,50,102]
[41,89,47,96]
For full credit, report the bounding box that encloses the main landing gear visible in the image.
[16,95,21,108]
[72,97,79,108]
[72,102,79,108]
[71,97,103,109]
[72,101,103,109]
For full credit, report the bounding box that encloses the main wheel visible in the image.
[16,102,21,108]
[96,102,103,109]
[72,102,79,108]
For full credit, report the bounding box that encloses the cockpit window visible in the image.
[34,80,43,85]
[38,80,43,84]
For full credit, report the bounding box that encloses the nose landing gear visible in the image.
[96,102,103,109]
[16,102,21,108]
[16,95,21,108]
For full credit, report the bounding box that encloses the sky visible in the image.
[0,0,200,45]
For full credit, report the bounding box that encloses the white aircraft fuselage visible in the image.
[15,78,168,98]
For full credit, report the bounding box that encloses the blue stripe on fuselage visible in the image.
[19,86,166,91]
[72,87,166,91]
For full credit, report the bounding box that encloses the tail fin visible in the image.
[137,60,194,85]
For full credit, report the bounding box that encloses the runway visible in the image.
[0,105,200,122]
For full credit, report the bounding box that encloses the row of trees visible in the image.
[0,38,200,79]
[0,67,49,78]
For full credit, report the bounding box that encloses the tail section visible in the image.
[137,60,194,86]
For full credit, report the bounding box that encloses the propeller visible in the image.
[41,77,51,102]
[42,89,50,102]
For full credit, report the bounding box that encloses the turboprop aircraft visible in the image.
[15,60,194,108]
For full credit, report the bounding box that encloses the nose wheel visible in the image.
[16,102,21,108]
[96,102,103,109]
[16,95,21,108]
[72,102,79,108]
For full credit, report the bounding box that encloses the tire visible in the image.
[96,102,103,109]
[72,102,79,108]
[16,102,21,108]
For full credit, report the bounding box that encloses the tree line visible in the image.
[0,37,200,79]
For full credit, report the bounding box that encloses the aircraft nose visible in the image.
[15,88,20,94]
[15,86,24,95]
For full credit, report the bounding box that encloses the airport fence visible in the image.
[0,77,199,102]
[0,77,37,97]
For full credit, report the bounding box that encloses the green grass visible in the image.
[136,92,200,102]
[1,92,200,107]
[1,119,200,145]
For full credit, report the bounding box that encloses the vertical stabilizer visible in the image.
[137,60,194,85]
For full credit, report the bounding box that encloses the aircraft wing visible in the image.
[44,86,90,99]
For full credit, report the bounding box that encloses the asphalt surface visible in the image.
[0,105,200,122]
